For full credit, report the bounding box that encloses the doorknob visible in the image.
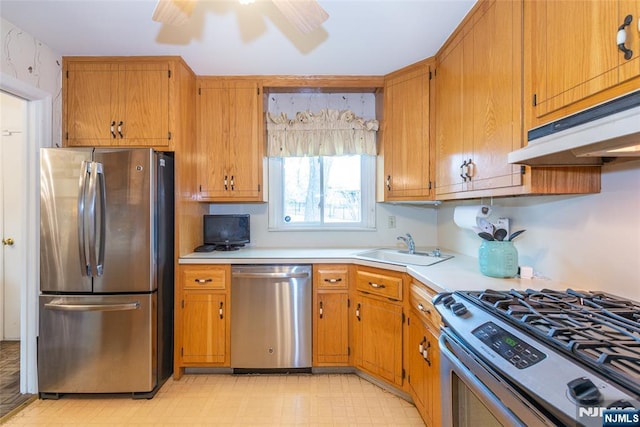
[2,238,14,246]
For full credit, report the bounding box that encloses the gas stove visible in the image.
[435,288,640,427]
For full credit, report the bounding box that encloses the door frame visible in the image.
[1,72,53,394]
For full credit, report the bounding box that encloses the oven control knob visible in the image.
[567,377,602,405]
[442,296,456,308]
[451,302,468,316]
[432,292,452,305]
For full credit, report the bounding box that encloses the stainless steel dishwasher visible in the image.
[231,265,312,371]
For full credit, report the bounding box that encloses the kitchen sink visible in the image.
[356,249,453,266]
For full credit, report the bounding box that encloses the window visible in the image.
[269,155,375,230]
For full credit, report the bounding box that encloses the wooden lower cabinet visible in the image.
[313,264,350,366]
[174,264,230,379]
[352,266,404,387]
[408,309,441,426]
[407,282,441,426]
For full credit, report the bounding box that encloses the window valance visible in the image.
[266,108,379,157]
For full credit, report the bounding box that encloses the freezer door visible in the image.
[93,148,155,293]
[38,294,156,394]
[40,148,93,293]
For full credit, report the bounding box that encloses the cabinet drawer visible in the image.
[410,284,440,328]
[182,266,228,290]
[315,264,349,290]
[355,269,402,301]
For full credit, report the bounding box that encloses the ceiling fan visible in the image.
[152,0,329,34]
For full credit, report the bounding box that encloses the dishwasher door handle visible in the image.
[232,272,310,279]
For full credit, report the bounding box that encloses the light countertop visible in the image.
[180,247,569,294]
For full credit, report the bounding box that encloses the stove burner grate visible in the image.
[461,288,640,396]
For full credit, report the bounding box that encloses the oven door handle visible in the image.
[439,331,530,427]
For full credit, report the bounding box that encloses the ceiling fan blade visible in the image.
[271,0,329,34]
[152,0,197,26]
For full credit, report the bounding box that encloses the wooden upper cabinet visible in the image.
[526,0,640,124]
[64,59,171,147]
[382,60,433,201]
[435,0,522,197]
[197,78,264,202]
[434,35,466,195]
[619,0,640,83]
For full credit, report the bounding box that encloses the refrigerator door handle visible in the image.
[77,161,91,276]
[87,162,105,277]
[96,163,107,276]
[44,301,141,312]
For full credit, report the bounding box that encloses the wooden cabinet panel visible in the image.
[355,296,403,386]
[182,265,227,290]
[355,267,403,301]
[435,36,466,195]
[65,62,117,145]
[619,0,640,83]
[407,280,441,426]
[313,264,349,366]
[197,78,264,202]
[529,0,620,118]
[352,266,404,387]
[64,59,171,148]
[315,264,349,290]
[182,292,227,364]
[314,292,349,365]
[117,63,170,144]
[435,0,522,198]
[468,0,522,191]
[382,60,433,201]
[175,264,230,377]
[526,0,640,125]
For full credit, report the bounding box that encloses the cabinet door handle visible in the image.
[386,175,391,191]
[224,175,228,190]
[117,121,124,138]
[195,278,213,284]
[423,340,431,366]
[465,159,473,180]
[418,336,426,354]
[356,303,361,321]
[460,160,468,182]
[219,301,224,319]
[110,121,116,139]
[369,282,385,289]
[617,14,634,60]
[319,301,323,319]
[230,175,234,191]
[324,278,342,283]
[417,303,430,314]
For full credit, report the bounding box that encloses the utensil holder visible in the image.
[478,241,518,278]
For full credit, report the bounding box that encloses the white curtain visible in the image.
[266,108,379,157]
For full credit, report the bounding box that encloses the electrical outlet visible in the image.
[388,215,396,229]
[493,217,510,237]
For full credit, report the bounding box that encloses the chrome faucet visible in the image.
[397,233,415,254]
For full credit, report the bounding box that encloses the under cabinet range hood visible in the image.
[508,90,640,166]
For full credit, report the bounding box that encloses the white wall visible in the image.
[438,160,640,300]
[209,202,439,249]
[1,17,62,147]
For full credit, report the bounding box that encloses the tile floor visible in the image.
[2,374,425,426]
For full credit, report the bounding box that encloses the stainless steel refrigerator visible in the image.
[38,148,174,398]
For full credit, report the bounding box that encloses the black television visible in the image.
[203,214,250,250]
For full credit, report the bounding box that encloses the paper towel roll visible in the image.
[453,205,492,230]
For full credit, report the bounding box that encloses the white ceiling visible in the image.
[0,0,476,76]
